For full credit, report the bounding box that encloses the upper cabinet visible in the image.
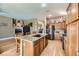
[55,22,66,30]
[66,3,79,24]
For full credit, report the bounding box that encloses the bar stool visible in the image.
[15,32,22,53]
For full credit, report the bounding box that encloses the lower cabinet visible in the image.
[64,37,69,56]
[45,36,48,47]
[65,21,79,56]
[39,38,44,54]
[69,21,78,56]
[23,36,48,56]
[23,41,34,56]
[34,43,40,56]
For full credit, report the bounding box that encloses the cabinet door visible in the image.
[23,41,33,56]
[70,21,78,56]
[67,3,78,24]
[44,36,48,48]
[66,4,72,24]
[71,4,78,22]
[40,38,44,53]
[45,37,48,47]
[78,21,79,54]
[65,24,71,55]
[34,44,40,56]
[67,21,79,56]
[64,37,68,56]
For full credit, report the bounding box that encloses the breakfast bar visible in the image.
[16,33,48,56]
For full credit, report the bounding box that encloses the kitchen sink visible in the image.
[32,34,41,37]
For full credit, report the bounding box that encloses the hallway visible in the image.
[41,40,65,56]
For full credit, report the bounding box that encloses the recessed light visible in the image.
[41,3,47,8]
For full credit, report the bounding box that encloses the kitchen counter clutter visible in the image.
[16,33,48,56]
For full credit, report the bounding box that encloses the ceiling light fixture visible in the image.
[41,3,47,8]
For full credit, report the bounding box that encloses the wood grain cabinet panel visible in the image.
[69,21,78,56]
[65,24,71,56]
[66,4,72,24]
[23,36,48,56]
[23,41,33,56]
[70,4,78,22]
[78,21,79,53]
[45,36,48,47]
[40,38,44,54]
[34,43,40,56]
[66,3,79,24]
[65,3,79,56]
[65,21,79,56]
[55,22,65,30]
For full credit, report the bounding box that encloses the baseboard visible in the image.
[0,37,15,41]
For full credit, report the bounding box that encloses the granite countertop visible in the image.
[21,33,47,42]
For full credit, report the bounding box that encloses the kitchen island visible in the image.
[20,33,48,56]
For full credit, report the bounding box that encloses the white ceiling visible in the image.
[0,3,68,20]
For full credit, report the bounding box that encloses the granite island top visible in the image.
[21,33,47,42]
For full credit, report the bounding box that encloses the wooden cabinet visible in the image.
[65,21,79,56]
[45,36,48,47]
[66,4,71,24]
[23,41,33,56]
[43,36,48,49]
[64,24,71,56]
[34,43,40,56]
[23,36,48,56]
[69,21,78,56]
[64,37,69,56]
[64,25,71,56]
[40,38,44,53]
[66,4,79,24]
[65,3,79,56]
[78,21,79,54]
[34,39,40,56]
[55,22,65,30]
[71,4,78,21]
